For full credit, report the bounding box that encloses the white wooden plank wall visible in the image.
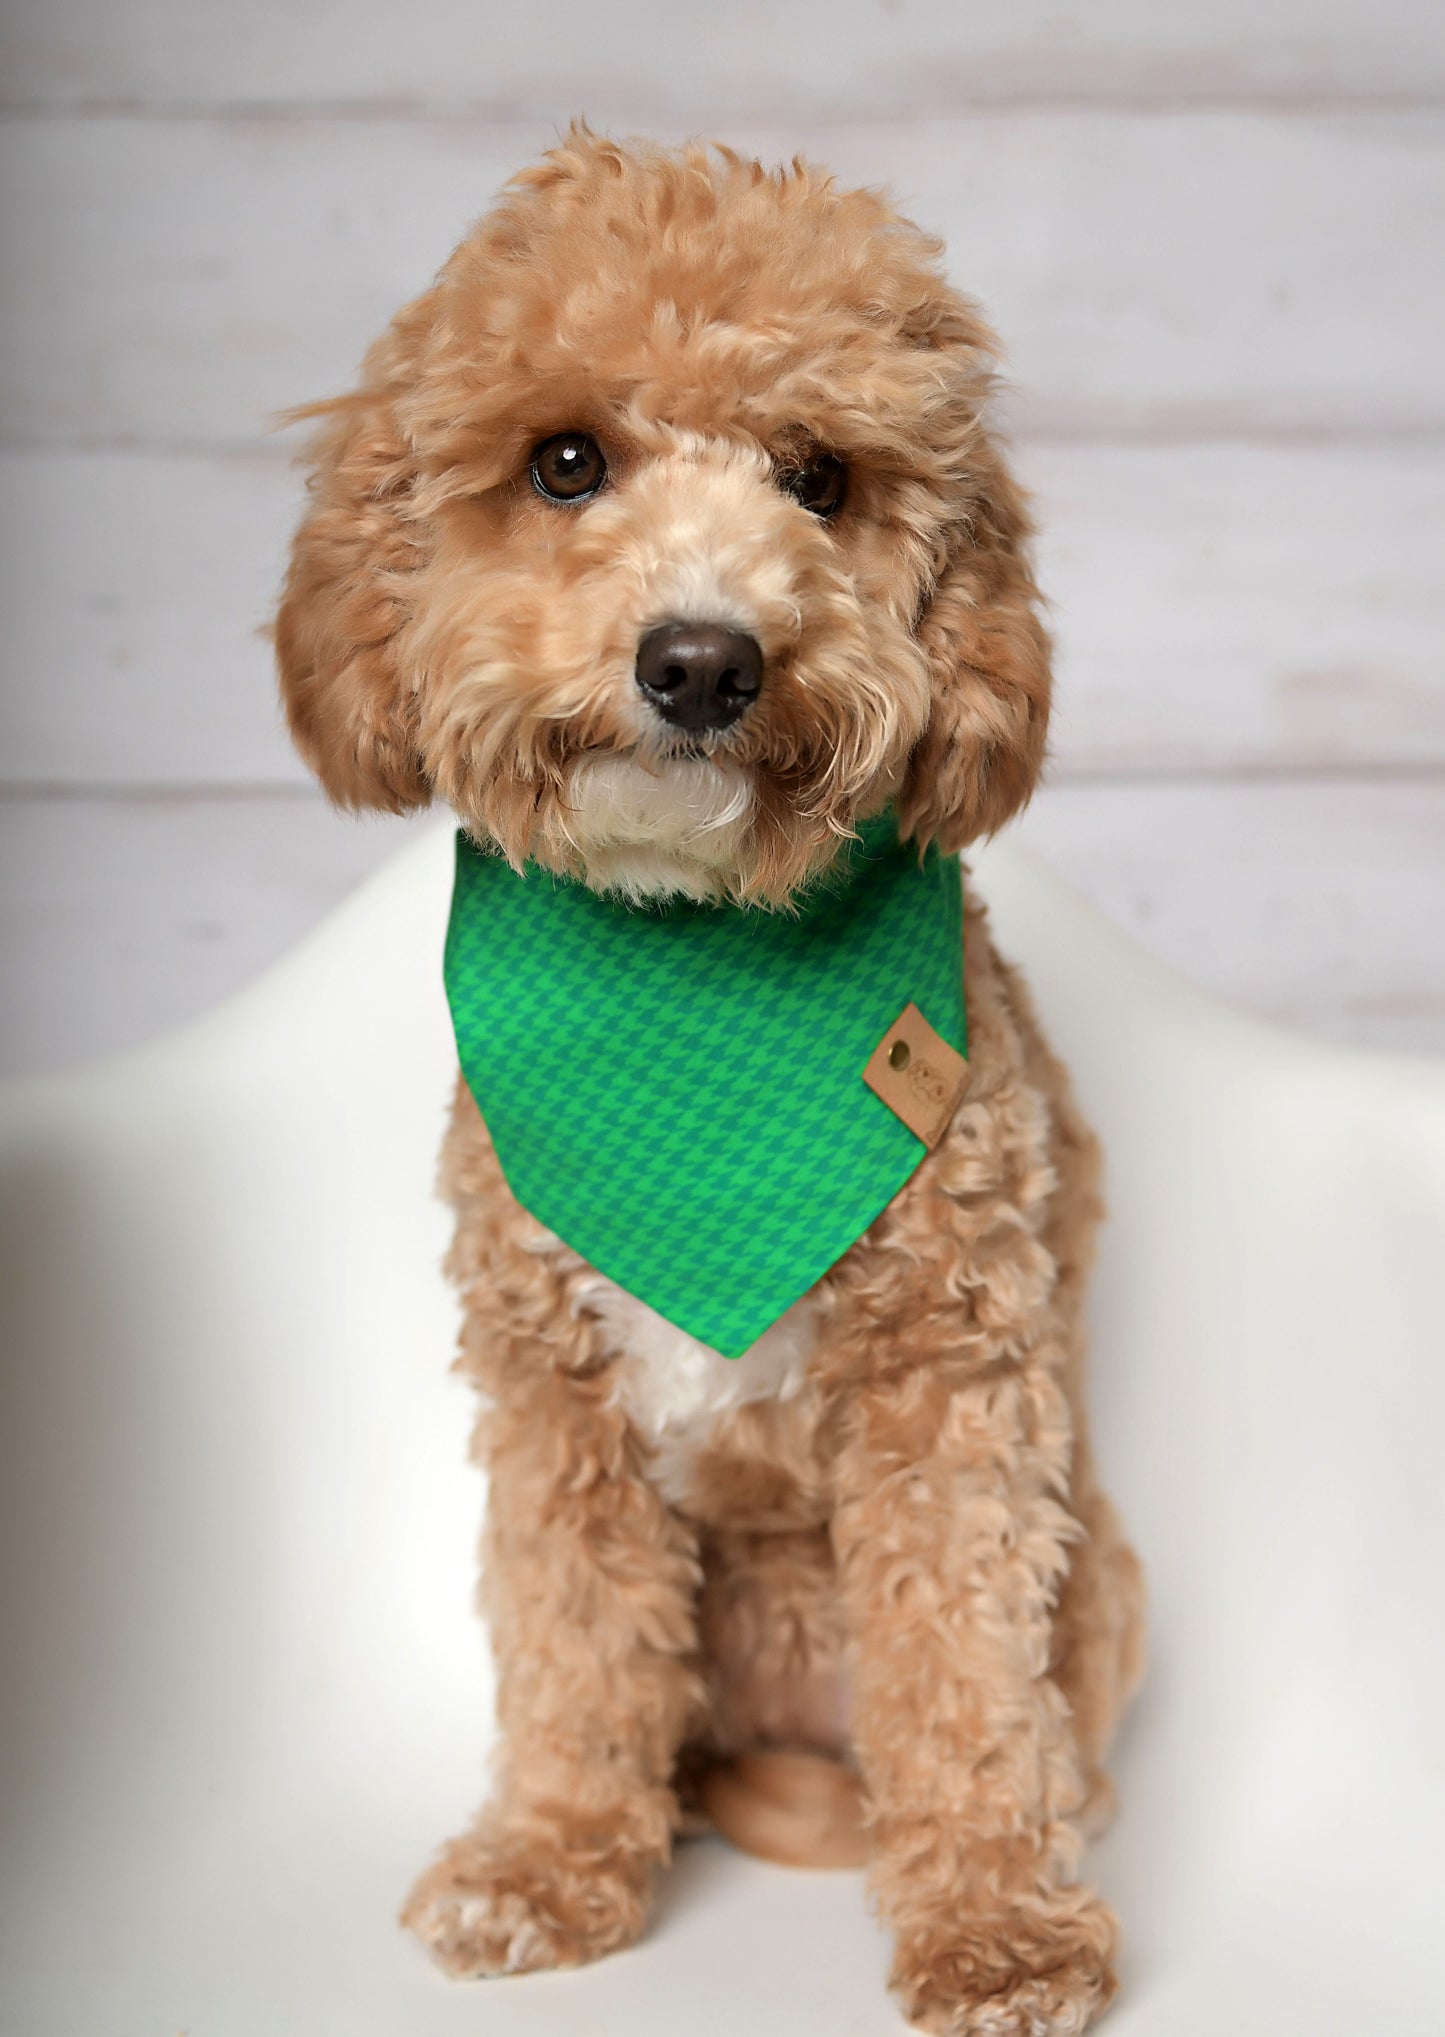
[1,1,1442,1072]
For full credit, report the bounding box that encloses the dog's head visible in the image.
[276,131,1050,904]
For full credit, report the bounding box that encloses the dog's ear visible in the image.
[274,309,433,813]
[896,445,1051,855]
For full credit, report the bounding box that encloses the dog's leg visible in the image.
[1049,1447,1146,1837]
[1009,962,1147,1836]
[831,1345,1117,2037]
[402,1361,703,1979]
[696,1524,849,1755]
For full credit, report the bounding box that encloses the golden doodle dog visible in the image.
[276,129,1145,2036]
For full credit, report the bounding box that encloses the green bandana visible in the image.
[443,814,966,1358]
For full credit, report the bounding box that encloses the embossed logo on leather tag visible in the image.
[861,1002,970,1148]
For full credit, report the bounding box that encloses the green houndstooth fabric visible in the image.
[443,812,966,1358]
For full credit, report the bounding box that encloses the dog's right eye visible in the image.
[779,450,848,519]
[530,432,608,503]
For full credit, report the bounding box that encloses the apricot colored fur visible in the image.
[276,129,1145,2036]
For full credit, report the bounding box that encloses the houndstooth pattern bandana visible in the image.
[443,811,967,1358]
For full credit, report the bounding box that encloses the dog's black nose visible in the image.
[635,623,763,733]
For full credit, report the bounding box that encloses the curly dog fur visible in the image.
[276,128,1145,2036]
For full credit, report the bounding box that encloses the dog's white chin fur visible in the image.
[557,753,755,902]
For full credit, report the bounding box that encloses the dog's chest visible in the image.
[578,1271,820,1505]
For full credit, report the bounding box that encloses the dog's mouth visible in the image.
[568,727,739,773]
[656,730,740,765]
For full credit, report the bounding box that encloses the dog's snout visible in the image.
[635,623,763,734]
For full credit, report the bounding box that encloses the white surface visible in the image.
[1,826,1442,2035]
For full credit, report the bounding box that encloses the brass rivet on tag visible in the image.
[888,1038,911,1070]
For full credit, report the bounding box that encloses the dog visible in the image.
[276,128,1144,2037]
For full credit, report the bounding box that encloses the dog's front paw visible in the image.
[894,1891,1118,2037]
[401,1817,657,1979]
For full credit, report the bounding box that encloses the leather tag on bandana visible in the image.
[862,1002,970,1148]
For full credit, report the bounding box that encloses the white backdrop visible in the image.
[1,0,1443,1071]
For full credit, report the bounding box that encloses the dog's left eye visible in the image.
[779,451,848,519]
[530,432,608,503]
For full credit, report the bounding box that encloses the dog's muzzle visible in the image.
[635,622,763,734]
